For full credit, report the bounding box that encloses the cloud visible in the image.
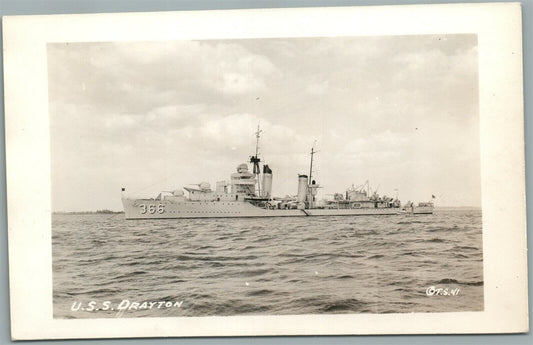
[48,35,480,211]
[48,40,280,115]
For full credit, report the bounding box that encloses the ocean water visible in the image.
[52,208,483,318]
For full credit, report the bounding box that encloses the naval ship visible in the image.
[122,127,434,219]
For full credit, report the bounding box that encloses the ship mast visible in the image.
[255,124,261,159]
[307,141,319,209]
[309,141,317,185]
[250,123,262,196]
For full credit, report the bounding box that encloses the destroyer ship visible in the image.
[122,127,434,219]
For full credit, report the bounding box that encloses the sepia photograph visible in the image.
[49,35,483,318]
[3,3,527,339]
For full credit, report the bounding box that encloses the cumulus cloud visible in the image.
[48,35,480,211]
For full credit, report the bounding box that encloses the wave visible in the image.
[336,274,355,279]
[319,298,368,313]
[246,289,275,297]
[240,268,271,277]
[66,287,123,296]
[426,238,446,243]
[114,271,147,280]
[52,211,484,317]
[452,245,479,251]
[400,251,421,256]
[435,278,484,286]
[188,300,271,316]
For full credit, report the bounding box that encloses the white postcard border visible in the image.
[3,3,527,339]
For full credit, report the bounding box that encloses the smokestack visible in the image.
[262,165,273,198]
[297,174,308,203]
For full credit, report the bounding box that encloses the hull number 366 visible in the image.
[139,204,165,214]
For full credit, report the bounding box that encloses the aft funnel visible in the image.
[297,174,308,203]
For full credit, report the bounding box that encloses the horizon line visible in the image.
[52,205,483,214]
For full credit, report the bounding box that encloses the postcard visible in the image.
[3,2,527,340]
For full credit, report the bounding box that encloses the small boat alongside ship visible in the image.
[122,126,434,219]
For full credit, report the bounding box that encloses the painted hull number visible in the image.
[140,204,165,214]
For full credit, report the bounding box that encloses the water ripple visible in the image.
[52,209,483,318]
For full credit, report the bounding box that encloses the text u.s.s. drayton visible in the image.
[71,300,184,312]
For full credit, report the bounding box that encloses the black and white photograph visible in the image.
[3,3,527,339]
[49,35,483,318]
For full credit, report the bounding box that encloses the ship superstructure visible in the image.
[121,126,433,219]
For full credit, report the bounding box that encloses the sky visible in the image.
[47,35,480,212]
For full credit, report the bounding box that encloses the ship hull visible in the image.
[412,206,434,214]
[122,198,403,219]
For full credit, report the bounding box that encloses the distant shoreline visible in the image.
[434,206,482,210]
[52,210,124,215]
